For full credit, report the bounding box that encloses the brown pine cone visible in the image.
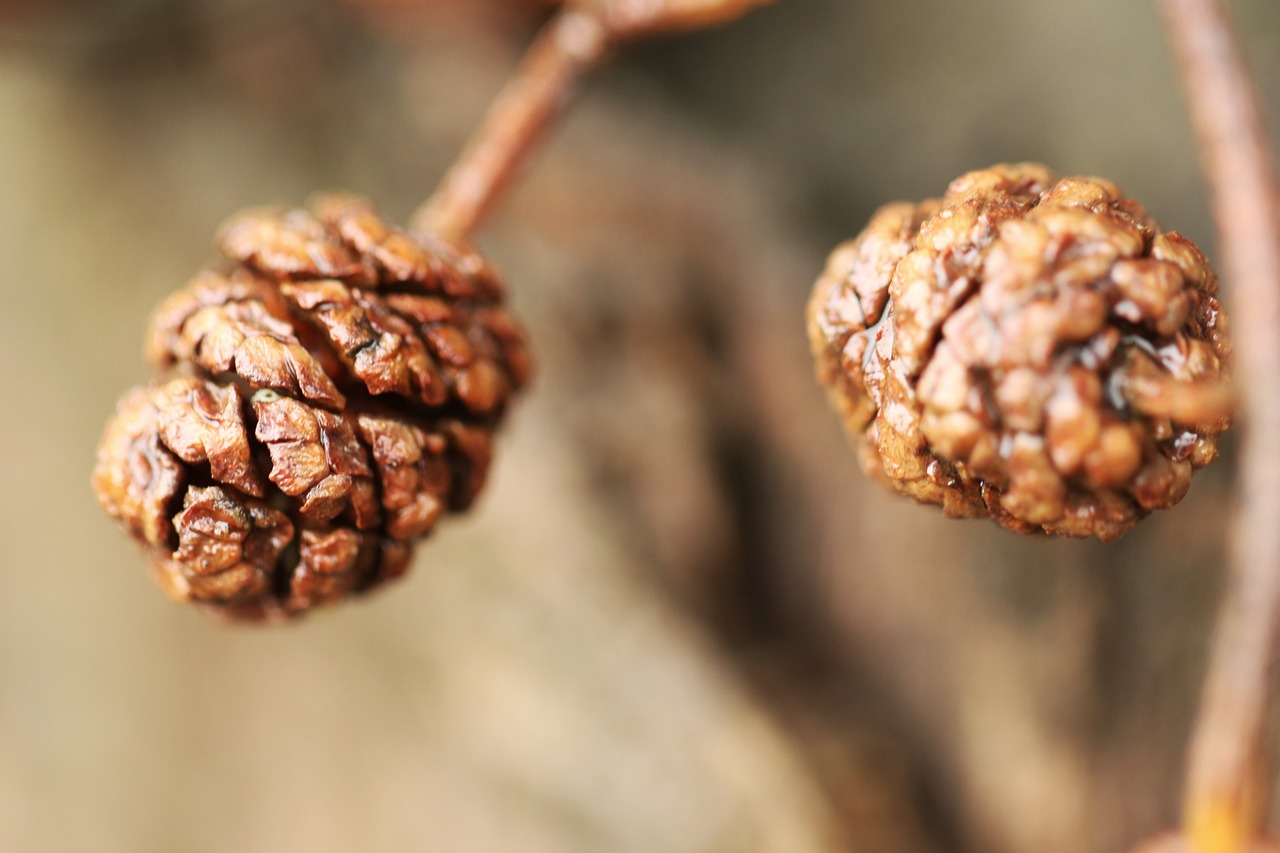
[807,163,1231,541]
[93,195,529,619]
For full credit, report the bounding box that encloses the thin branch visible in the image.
[591,0,776,39]
[410,0,777,241]
[1157,1,1280,852]
[410,9,610,241]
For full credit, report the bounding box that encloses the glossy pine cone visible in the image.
[93,196,530,619]
[807,163,1231,541]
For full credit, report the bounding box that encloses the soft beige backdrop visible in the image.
[1,1,1278,851]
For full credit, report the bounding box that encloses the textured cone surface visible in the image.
[807,163,1231,541]
[94,195,528,619]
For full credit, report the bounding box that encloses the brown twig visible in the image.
[1157,1,1280,851]
[589,0,776,39]
[410,0,776,241]
[409,8,610,241]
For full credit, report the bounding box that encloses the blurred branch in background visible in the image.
[1158,0,1280,850]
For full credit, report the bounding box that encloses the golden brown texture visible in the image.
[807,163,1231,541]
[93,196,529,619]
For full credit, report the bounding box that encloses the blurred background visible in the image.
[1,1,1278,851]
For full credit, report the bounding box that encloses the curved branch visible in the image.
[410,0,777,241]
[1157,0,1280,850]
[410,9,610,241]
[591,0,776,39]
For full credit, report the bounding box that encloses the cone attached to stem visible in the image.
[92,0,773,618]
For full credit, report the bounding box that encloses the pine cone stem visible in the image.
[1159,0,1280,849]
[591,0,777,40]
[410,8,609,240]
[410,0,776,240]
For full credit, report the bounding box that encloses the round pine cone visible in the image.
[807,163,1231,541]
[93,195,530,619]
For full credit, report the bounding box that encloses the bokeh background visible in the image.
[2,1,1279,851]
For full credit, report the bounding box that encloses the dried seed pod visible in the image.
[807,163,1231,541]
[94,195,529,619]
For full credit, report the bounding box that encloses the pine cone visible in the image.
[807,163,1231,541]
[93,195,530,619]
